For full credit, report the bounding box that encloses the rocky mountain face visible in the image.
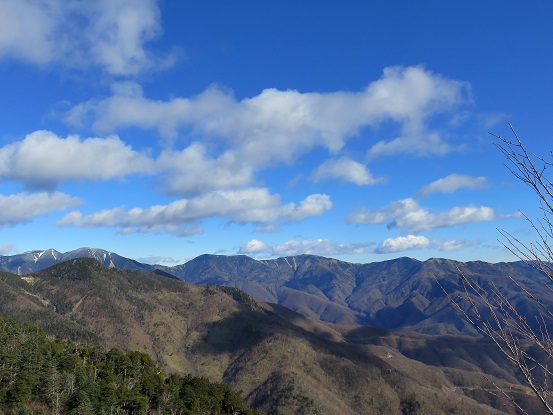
[0,259,542,414]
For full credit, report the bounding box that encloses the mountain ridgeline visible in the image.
[0,248,155,275]
[0,257,544,414]
[1,248,548,337]
[160,254,550,336]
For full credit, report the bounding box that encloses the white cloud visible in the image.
[347,198,497,233]
[431,239,479,252]
[0,130,154,189]
[0,0,172,75]
[310,157,384,186]
[238,238,375,257]
[66,66,469,162]
[0,244,15,255]
[374,235,479,254]
[367,129,453,159]
[0,192,82,227]
[376,235,430,254]
[136,255,181,265]
[60,66,470,198]
[156,143,253,195]
[0,0,58,63]
[118,223,204,237]
[56,188,332,235]
[272,239,374,256]
[419,174,489,196]
[238,239,269,254]
[284,194,333,221]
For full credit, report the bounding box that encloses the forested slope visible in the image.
[0,317,258,415]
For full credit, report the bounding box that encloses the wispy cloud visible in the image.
[347,197,498,233]
[419,174,489,196]
[375,235,479,254]
[136,255,181,265]
[0,0,175,75]
[431,238,479,252]
[238,238,374,257]
[0,244,15,255]
[310,157,384,186]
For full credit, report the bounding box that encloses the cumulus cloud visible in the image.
[419,174,489,196]
[66,66,469,161]
[60,66,471,197]
[56,188,332,236]
[156,143,253,195]
[238,238,375,257]
[375,235,478,254]
[238,239,269,254]
[310,157,384,186]
[0,130,154,189]
[0,192,82,227]
[347,198,497,233]
[0,0,173,75]
[376,235,430,254]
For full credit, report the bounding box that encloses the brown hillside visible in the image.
[0,259,543,414]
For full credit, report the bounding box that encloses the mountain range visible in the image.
[0,257,544,414]
[0,247,155,275]
[1,248,548,337]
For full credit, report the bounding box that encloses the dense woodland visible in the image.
[0,317,258,415]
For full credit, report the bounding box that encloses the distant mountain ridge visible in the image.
[0,247,155,275]
[161,253,548,336]
[1,248,547,337]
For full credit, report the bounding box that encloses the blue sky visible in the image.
[0,0,551,264]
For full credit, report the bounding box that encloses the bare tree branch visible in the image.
[444,126,553,413]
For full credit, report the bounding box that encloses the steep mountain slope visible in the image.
[0,259,541,414]
[0,247,154,274]
[2,248,548,337]
[165,254,550,335]
[0,317,257,415]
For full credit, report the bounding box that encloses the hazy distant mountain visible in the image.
[0,259,541,414]
[162,254,550,336]
[0,247,155,274]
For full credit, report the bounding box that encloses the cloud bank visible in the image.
[66,66,469,162]
[238,238,375,257]
[57,189,332,236]
[0,0,173,75]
